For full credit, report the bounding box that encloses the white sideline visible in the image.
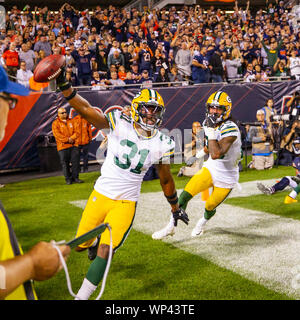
[70,179,300,299]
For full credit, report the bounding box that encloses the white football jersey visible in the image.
[94,110,175,201]
[203,120,242,188]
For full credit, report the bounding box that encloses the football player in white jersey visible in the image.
[56,71,189,300]
[152,90,242,239]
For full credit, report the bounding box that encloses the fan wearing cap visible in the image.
[257,156,300,199]
[0,66,70,300]
[247,109,274,170]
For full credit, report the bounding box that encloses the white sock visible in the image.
[289,190,297,199]
[197,217,208,228]
[169,214,175,225]
[75,278,97,300]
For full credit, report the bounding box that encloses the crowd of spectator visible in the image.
[0,0,300,90]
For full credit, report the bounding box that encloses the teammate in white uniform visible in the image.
[153,90,242,239]
[203,119,241,189]
[56,67,189,300]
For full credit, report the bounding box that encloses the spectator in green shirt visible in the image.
[259,33,283,69]
[273,58,290,77]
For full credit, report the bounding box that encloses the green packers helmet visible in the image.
[131,89,165,131]
[206,91,232,123]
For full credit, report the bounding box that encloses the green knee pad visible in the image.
[179,190,193,210]
[204,208,216,220]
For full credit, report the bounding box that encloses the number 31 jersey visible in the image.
[94,110,175,201]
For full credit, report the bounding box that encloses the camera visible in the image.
[238,121,262,126]
[271,114,293,122]
[270,109,300,124]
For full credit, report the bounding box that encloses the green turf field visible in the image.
[0,163,298,300]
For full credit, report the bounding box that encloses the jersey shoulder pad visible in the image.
[105,109,122,131]
[119,111,132,124]
[219,121,239,137]
[158,133,175,160]
[159,132,175,147]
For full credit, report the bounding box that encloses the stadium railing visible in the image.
[6,74,293,92]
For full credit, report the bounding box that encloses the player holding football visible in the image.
[153,91,242,239]
[55,70,189,299]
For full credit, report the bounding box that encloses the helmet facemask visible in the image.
[134,102,165,131]
[206,103,227,124]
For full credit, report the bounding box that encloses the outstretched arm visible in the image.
[57,70,109,130]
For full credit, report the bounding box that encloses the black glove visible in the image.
[56,66,71,91]
[205,113,218,128]
[172,207,189,226]
[186,156,197,166]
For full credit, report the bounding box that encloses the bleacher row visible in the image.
[0,1,299,91]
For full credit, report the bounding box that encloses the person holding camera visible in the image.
[248,109,274,170]
[262,98,277,124]
[278,120,300,166]
[286,86,300,112]
[275,86,300,165]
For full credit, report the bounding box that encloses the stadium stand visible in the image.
[0,0,299,90]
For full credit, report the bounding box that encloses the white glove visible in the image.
[204,127,217,140]
[195,148,206,159]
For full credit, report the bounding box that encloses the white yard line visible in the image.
[70,179,300,299]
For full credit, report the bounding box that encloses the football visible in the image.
[33,54,65,83]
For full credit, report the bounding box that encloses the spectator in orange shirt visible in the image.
[73,114,93,173]
[118,65,127,80]
[52,107,83,184]
[2,43,19,80]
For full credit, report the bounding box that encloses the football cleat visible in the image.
[257,182,274,195]
[284,196,298,204]
[88,235,100,261]
[191,219,206,237]
[152,223,175,240]
[177,167,184,177]
[191,226,204,237]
